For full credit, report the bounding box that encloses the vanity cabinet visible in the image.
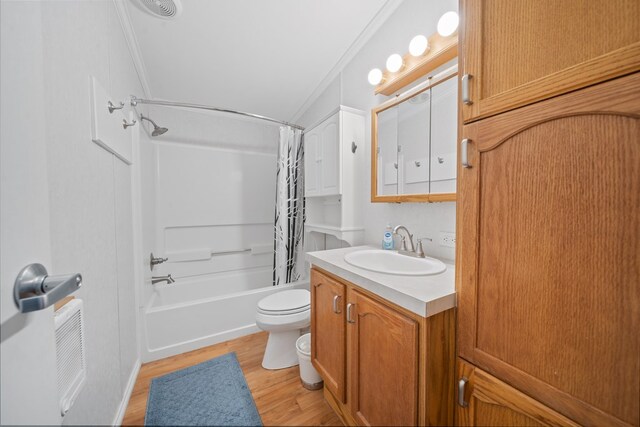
[456,359,578,427]
[460,0,640,123]
[456,73,640,427]
[347,288,419,426]
[310,267,455,426]
[310,271,346,402]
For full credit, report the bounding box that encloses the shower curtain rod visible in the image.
[130,97,305,131]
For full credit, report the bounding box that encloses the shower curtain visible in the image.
[273,126,305,286]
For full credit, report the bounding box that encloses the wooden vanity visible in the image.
[307,247,456,426]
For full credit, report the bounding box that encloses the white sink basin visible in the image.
[344,249,446,276]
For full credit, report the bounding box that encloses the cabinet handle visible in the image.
[458,377,469,407]
[332,295,341,314]
[461,139,471,168]
[346,303,355,323]
[461,74,473,105]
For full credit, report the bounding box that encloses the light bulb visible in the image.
[386,54,403,73]
[437,11,459,37]
[368,68,383,86]
[409,35,429,57]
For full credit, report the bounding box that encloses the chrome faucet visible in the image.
[152,274,175,285]
[392,225,431,258]
[393,225,416,253]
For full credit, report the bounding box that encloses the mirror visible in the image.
[371,65,458,202]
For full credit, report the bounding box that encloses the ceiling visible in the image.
[125,0,392,122]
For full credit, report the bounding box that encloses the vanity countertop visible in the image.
[306,245,456,318]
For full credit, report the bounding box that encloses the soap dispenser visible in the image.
[382,224,394,250]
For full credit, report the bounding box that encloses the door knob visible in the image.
[14,263,82,313]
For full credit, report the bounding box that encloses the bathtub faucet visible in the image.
[152,274,175,285]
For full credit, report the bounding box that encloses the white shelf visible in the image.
[305,223,364,246]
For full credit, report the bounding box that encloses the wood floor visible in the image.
[122,331,342,426]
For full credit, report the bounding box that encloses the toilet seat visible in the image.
[257,289,310,315]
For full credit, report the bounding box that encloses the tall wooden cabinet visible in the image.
[456,1,640,426]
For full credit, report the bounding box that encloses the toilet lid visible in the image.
[258,289,310,313]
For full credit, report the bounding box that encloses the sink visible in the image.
[344,249,446,276]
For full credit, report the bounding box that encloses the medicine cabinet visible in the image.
[371,65,458,203]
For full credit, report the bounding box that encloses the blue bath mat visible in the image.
[145,352,262,426]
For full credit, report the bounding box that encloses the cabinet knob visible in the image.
[332,295,342,314]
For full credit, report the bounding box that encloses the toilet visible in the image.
[256,289,311,370]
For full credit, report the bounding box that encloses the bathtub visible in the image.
[142,268,309,362]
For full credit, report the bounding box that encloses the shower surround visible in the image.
[138,109,308,361]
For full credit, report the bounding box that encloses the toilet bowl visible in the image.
[256,289,310,370]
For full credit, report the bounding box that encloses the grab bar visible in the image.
[210,248,251,256]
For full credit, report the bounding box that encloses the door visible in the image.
[310,269,346,402]
[0,1,60,424]
[347,289,419,426]
[304,129,320,196]
[460,0,640,122]
[320,113,340,195]
[457,74,640,427]
[456,359,579,427]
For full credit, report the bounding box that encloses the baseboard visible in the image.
[142,324,262,363]
[113,358,141,426]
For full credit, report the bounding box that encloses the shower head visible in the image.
[135,0,183,19]
[140,115,168,137]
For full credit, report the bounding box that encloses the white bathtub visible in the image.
[142,268,309,362]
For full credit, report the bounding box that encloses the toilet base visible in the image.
[262,329,302,370]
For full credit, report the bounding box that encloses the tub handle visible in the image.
[332,295,341,314]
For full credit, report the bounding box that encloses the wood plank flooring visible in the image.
[122,331,342,426]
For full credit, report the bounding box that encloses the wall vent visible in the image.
[54,299,86,416]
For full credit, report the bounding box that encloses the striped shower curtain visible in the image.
[273,126,305,285]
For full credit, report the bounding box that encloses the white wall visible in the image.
[297,0,458,261]
[1,1,147,424]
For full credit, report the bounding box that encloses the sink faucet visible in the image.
[152,274,175,285]
[392,225,431,258]
[393,225,416,253]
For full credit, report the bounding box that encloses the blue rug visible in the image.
[145,352,263,426]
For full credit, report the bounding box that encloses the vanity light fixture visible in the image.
[367,12,458,95]
[368,68,384,86]
[386,54,404,73]
[437,11,459,37]
[409,35,429,57]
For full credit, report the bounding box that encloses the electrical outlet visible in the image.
[439,231,456,248]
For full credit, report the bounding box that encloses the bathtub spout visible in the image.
[152,274,175,285]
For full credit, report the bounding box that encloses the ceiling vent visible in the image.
[136,0,183,19]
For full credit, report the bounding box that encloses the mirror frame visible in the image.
[371,65,458,203]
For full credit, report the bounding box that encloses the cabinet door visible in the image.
[310,269,346,402]
[304,129,320,196]
[320,113,340,195]
[347,289,419,426]
[457,74,640,427]
[456,359,579,427]
[460,0,640,122]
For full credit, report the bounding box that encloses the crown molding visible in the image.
[112,0,152,98]
[289,0,404,123]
